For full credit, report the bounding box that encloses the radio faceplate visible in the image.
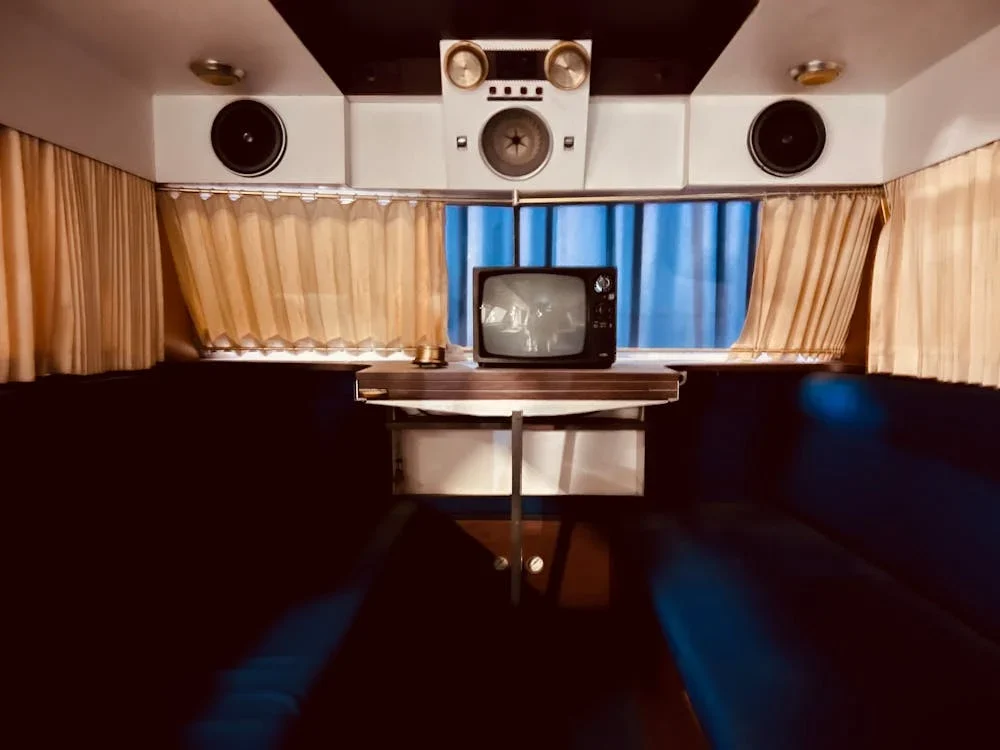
[439,39,592,191]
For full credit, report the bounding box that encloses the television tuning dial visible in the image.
[594,274,613,293]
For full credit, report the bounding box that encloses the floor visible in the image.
[288,508,705,750]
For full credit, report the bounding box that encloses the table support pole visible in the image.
[510,410,524,606]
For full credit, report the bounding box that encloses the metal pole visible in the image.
[512,189,521,266]
[510,410,524,606]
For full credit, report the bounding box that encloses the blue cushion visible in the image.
[185,582,369,750]
[184,502,415,750]
[642,503,1000,750]
[789,375,1000,642]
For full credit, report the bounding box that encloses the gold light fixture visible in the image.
[789,60,843,87]
[190,59,245,86]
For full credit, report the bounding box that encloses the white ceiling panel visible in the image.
[9,0,337,95]
[696,0,1000,95]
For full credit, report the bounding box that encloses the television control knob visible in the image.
[595,302,610,318]
[594,274,613,293]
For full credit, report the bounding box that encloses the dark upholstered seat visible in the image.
[641,502,1000,750]
[184,502,415,749]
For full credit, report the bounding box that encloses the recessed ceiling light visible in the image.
[190,59,245,86]
[789,60,843,87]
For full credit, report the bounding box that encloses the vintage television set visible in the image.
[473,266,617,368]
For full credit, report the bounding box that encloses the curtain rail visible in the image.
[156,184,509,205]
[516,186,885,205]
[158,183,884,206]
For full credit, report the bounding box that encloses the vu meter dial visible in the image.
[444,41,488,90]
[544,41,590,91]
[480,108,552,180]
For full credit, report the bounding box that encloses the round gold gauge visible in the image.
[544,41,590,91]
[444,41,489,90]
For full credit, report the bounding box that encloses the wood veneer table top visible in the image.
[357,361,682,401]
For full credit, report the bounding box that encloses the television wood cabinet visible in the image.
[357,361,683,604]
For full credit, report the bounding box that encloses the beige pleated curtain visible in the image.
[0,128,163,383]
[158,193,448,351]
[732,192,881,361]
[868,141,999,388]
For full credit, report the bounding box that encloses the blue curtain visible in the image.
[446,201,756,348]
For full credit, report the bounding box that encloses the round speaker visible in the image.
[747,100,826,177]
[211,99,287,178]
[480,108,552,180]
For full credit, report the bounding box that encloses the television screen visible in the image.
[480,273,587,358]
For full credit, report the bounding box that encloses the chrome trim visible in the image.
[157,184,511,205]
[157,184,884,206]
[198,346,828,366]
[516,186,884,205]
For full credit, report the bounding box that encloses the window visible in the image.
[446,201,758,349]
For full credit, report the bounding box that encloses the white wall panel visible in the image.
[347,98,447,189]
[688,94,885,186]
[0,4,154,179]
[884,24,1000,180]
[401,430,643,496]
[584,97,687,190]
[154,95,346,184]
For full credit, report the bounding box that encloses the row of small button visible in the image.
[489,86,544,96]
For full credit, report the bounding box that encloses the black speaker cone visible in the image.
[480,108,552,180]
[748,100,826,177]
[211,100,287,178]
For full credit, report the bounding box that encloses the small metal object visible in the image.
[456,136,468,150]
[544,41,590,90]
[412,344,447,368]
[444,41,488,90]
[563,136,575,150]
[526,556,544,575]
[494,556,509,571]
[190,59,245,86]
[357,388,388,400]
[789,60,843,87]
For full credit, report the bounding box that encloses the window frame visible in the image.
[445,198,761,357]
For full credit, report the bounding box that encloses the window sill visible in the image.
[195,347,863,374]
[616,350,863,373]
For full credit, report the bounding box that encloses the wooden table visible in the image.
[356,361,682,416]
[356,361,683,604]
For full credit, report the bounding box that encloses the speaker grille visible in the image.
[747,100,826,178]
[480,108,552,180]
[211,100,287,178]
